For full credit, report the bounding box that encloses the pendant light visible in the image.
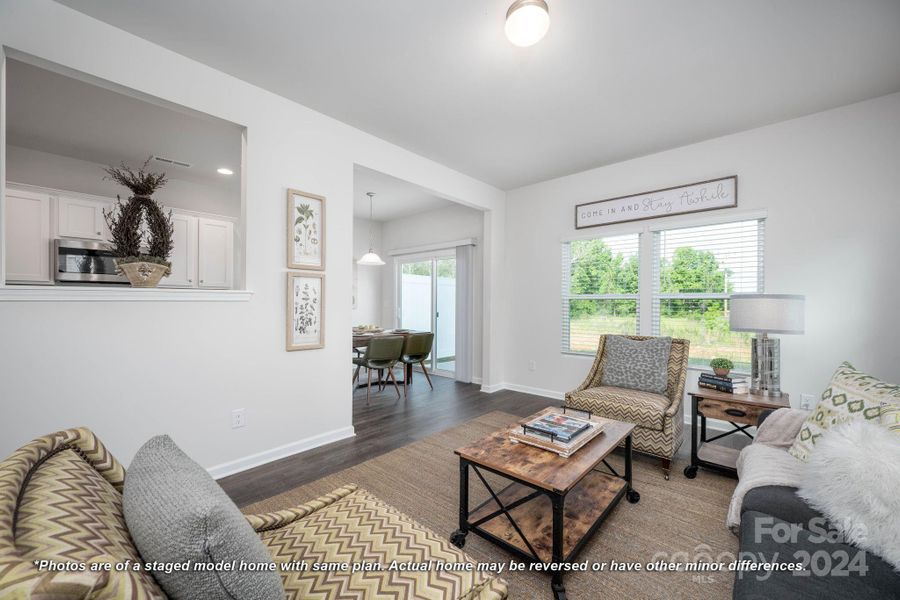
[357,192,385,266]
[505,0,550,47]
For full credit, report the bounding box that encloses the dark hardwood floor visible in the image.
[220,375,555,507]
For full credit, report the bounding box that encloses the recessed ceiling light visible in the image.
[217,167,234,175]
[505,0,550,47]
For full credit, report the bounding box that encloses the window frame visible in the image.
[561,209,766,364]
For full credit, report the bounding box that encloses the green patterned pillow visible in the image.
[881,403,900,435]
[788,362,900,461]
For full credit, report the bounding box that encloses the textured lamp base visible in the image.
[750,334,782,396]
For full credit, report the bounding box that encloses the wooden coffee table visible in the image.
[451,409,639,600]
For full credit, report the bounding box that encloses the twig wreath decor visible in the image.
[102,158,175,286]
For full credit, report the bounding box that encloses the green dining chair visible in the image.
[399,332,435,397]
[352,335,404,405]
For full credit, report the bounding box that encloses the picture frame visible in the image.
[286,272,325,351]
[575,175,738,229]
[287,188,325,270]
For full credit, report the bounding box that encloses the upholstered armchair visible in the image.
[565,335,690,479]
[0,428,508,599]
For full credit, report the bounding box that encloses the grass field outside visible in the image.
[569,313,752,372]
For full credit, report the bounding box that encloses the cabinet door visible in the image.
[197,218,234,289]
[58,196,107,240]
[5,192,52,283]
[159,214,197,288]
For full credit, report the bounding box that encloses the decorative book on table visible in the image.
[699,373,749,394]
[509,407,606,458]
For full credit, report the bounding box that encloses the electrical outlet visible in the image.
[231,408,246,429]
[528,360,536,372]
[800,394,815,410]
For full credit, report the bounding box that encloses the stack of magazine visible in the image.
[509,409,604,457]
[699,372,750,394]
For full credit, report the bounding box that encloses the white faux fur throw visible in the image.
[725,408,809,531]
[797,420,900,571]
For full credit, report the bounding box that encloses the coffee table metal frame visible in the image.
[450,434,639,600]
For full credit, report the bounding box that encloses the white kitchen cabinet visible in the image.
[57,196,109,240]
[197,217,234,289]
[159,213,197,288]
[5,190,51,283]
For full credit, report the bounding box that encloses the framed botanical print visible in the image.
[287,189,325,270]
[286,272,324,351]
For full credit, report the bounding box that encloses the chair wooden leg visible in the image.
[366,368,372,406]
[420,360,434,390]
[352,365,360,385]
[387,368,401,399]
[661,458,671,480]
[403,363,408,398]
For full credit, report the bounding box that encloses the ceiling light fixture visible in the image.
[357,192,385,266]
[505,0,550,47]
[217,167,234,175]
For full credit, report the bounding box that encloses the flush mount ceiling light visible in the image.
[217,167,234,175]
[505,0,550,47]
[357,192,385,266]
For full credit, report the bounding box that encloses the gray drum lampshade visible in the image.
[729,294,805,334]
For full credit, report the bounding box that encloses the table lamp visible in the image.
[729,294,805,396]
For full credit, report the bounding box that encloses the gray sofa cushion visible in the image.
[741,486,823,527]
[123,435,284,600]
[735,511,897,600]
[600,335,671,394]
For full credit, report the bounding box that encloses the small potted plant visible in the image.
[710,357,734,377]
[103,159,174,287]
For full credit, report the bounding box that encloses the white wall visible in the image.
[352,216,383,326]
[7,145,240,218]
[503,92,900,404]
[380,203,485,380]
[0,0,505,471]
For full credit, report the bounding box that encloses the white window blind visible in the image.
[561,233,640,353]
[652,219,765,370]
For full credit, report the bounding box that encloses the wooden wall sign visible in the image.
[575,175,737,229]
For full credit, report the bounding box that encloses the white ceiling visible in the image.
[57,0,900,189]
[5,58,243,192]
[354,166,457,222]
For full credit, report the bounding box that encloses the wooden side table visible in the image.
[683,387,790,479]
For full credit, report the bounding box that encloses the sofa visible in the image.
[565,335,690,479]
[731,410,899,600]
[0,427,508,599]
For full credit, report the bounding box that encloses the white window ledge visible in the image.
[0,286,254,302]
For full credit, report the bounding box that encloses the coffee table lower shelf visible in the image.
[468,471,626,562]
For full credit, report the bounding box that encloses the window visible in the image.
[562,234,640,353]
[653,219,764,371]
[561,217,765,371]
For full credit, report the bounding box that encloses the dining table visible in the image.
[352,329,425,386]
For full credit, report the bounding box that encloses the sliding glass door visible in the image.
[398,253,456,377]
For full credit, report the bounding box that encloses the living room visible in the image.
[1,2,898,600]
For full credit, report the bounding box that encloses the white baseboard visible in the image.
[501,382,565,401]
[480,382,506,393]
[208,425,356,480]
[471,376,483,385]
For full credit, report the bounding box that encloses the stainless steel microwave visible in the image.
[54,239,127,284]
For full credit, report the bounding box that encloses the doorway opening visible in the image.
[398,252,457,377]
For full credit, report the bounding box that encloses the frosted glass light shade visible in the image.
[730,294,805,334]
[357,251,385,266]
[505,0,550,47]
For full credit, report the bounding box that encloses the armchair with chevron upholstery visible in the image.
[0,427,508,599]
[565,335,690,480]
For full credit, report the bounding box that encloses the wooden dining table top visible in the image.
[352,329,424,347]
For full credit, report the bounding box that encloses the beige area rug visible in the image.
[244,411,739,599]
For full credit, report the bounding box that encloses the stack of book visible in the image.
[509,408,605,457]
[699,372,750,394]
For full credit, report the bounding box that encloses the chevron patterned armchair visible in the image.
[0,428,508,599]
[565,335,690,480]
